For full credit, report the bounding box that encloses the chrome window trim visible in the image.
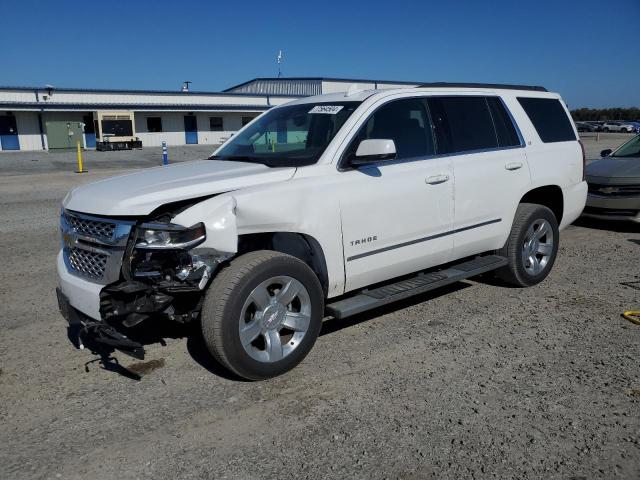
[337,94,525,172]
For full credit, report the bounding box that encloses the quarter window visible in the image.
[428,96,497,154]
[487,97,521,147]
[146,117,163,133]
[517,97,576,143]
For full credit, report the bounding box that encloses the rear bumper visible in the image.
[56,250,102,320]
[560,181,588,229]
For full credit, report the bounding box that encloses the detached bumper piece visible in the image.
[57,287,145,360]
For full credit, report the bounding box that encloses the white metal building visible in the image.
[0,77,419,152]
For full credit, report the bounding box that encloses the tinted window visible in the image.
[146,117,163,133]
[345,98,435,160]
[487,97,521,147]
[517,97,576,143]
[428,97,497,154]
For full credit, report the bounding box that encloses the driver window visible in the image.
[344,98,436,161]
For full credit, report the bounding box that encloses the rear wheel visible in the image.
[495,203,559,287]
[201,250,324,380]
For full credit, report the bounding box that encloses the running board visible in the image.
[325,254,507,319]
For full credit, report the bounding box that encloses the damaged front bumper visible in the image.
[57,287,145,359]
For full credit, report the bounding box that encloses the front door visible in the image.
[0,115,20,150]
[184,115,198,144]
[338,97,455,292]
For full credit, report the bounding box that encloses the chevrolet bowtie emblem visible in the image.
[599,187,619,194]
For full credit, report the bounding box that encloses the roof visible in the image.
[417,82,547,92]
[223,77,421,96]
[0,102,272,112]
[0,85,299,98]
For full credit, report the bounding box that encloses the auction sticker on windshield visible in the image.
[309,105,344,114]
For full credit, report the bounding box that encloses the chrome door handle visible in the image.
[505,162,523,171]
[425,174,450,185]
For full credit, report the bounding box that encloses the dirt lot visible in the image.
[0,143,639,479]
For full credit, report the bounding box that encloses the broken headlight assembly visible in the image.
[134,222,206,250]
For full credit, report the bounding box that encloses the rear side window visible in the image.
[487,97,521,147]
[427,97,498,154]
[517,97,576,143]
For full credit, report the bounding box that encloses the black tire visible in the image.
[494,203,559,287]
[201,250,324,380]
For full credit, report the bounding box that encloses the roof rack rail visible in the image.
[416,82,547,92]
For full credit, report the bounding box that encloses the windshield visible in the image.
[611,135,640,158]
[210,102,360,167]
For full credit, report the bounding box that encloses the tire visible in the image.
[494,203,559,287]
[201,250,324,380]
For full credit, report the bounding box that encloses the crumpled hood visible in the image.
[63,160,296,216]
[586,157,640,184]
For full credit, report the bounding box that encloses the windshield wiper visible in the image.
[209,155,257,163]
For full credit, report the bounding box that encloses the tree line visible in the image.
[571,107,640,121]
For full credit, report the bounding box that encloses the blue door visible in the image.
[83,115,96,148]
[184,115,198,144]
[0,115,20,150]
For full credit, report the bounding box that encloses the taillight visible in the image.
[579,140,586,181]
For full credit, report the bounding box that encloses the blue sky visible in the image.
[0,0,638,108]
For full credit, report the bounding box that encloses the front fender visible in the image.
[172,195,238,254]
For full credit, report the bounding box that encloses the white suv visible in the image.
[602,121,634,133]
[57,83,587,380]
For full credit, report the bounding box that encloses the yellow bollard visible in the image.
[75,140,87,173]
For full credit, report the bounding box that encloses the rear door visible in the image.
[428,96,530,259]
[338,97,454,291]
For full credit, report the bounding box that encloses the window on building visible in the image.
[428,96,498,154]
[345,98,435,160]
[242,116,255,126]
[209,116,223,131]
[146,117,163,133]
[101,119,133,137]
[517,97,576,143]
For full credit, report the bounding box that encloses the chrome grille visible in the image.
[588,183,640,198]
[61,210,135,284]
[67,248,108,280]
[64,212,116,242]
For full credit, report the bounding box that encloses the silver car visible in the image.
[584,134,640,222]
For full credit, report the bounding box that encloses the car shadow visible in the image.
[73,281,479,381]
[320,281,472,337]
[573,217,640,234]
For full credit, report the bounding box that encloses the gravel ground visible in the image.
[0,144,639,480]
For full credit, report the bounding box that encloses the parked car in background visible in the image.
[576,121,597,132]
[602,121,635,133]
[623,121,640,133]
[584,134,640,222]
[585,121,604,131]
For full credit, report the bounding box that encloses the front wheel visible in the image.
[201,250,324,380]
[494,203,559,287]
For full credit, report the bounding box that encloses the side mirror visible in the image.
[600,149,612,157]
[350,139,396,166]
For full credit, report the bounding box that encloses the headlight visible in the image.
[135,222,206,250]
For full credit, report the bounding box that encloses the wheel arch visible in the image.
[519,185,564,224]
[237,231,330,297]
